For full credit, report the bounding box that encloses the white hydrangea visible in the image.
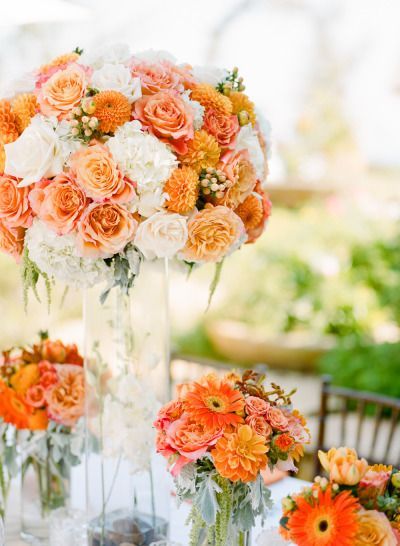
[235,123,266,180]
[25,219,112,287]
[101,375,159,472]
[191,65,229,87]
[106,121,177,192]
[182,91,204,130]
[79,43,131,70]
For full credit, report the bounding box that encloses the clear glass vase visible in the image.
[197,526,251,546]
[84,260,171,546]
[20,433,70,541]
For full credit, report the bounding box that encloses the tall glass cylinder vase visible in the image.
[197,525,251,546]
[84,260,171,546]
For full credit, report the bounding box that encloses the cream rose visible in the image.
[91,63,142,103]
[135,211,188,259]
[4,116,68,187]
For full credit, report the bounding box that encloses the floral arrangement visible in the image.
[0,44,271,302]
[280,447,400,545]
[155,370,310,546]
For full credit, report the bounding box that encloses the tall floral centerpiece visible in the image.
[156,370,310,545]
[0,44,271,545]
[0,334,84,541]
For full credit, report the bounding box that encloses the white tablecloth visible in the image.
[5,476,307,545]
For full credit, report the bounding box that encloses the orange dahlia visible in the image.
[0,100,20,144]
[164,166,199,213]
[184,374,245,429]
[11,93,38,132]
[230,91,256,126]
[93,90,131,133]
[235,194,264,231]
[39,52,80,75]
[191,84,233,115]
[287,487,360,546]
[179,130,221,173]
[212,424,268,482]
[0,144,5,174]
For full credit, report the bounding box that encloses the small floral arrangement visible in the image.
[155,370,310,546]
[0,44,271,303]
[280,447,400,545]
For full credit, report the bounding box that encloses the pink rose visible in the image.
[0,220,25,262]
[133,91,194,154]
[77,202,137,258]
[25,384,46,408]
[265,406,289,432]
[45,364,84,427]
[0,175,32,228]
[29,173,87,235]
[245,396,269,416]
[245,415,272,439]
[130,60,183,95]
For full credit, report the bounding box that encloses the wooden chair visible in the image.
[315,376,400,475]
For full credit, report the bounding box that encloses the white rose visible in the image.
[80,43,131,70]
[137,188,166,217]
[91,64,141,103]
[4,115,68,187]
[235,123,266,180]
[135,211,188,260]
[192,65,229,87]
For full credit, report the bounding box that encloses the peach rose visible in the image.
[70,144,134,203]
[77,202,137,258]
[245,396,270,416]
[203,108,239,149]
[355,511,397,546]
[0,175,32,228]
[37,63,88,119]
[318,447,368,485]
[45,364,84,427]
[265,406,289,432]
[25,384,46,408]
[217,150,257,209]
[245,415,272,439]
[0,221,25,261]
[133,91,194,154]
[180,205,245,263]
[130,60,183,95]
[29,173,87,235]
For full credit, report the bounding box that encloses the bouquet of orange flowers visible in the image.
[280,447,400,545]
[155,370,310,546]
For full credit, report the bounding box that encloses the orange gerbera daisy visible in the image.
[235,194,264,230]
[0,380,30,429]
[287,487,360,546]
[0,100,20,144]
[164,166,199,213]
[39,52,80,75]
[184,374,244,429]
[211,424,268,482]
[179,130,221,173]
[12,93,38,132]
[93,90,131,133]
[191,84,233,116]
[230,92,256,126]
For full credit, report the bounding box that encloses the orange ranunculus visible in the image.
[10,363,40,395]
[37,63,88,119]
[0,174,32,228]
[133,91,194,154]
[0,220,25,262]
[28,409,49,430]
[265,405,289,432]
[45,364,84,427]
[70,144,134,203]
[245,415,272,440]
[0,380,31,429]
[77,202,137,258]
[274,433,295,453]
[245,396,269,416]
[130,59,183,95]
[217,150,257,209]
[203,108,239,149]
[318,447,368,486]
[355,510,397,546]
[29,174,87,235]
[180,205,245,264]
[212,424,268,482]
[184,373,245,430]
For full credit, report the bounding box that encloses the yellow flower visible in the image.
[190,84,233,115]
[179,130,220,173]
[230,91,256,126]
[318,447,368,485]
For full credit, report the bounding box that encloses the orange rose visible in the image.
[45,364,84,427]
[0,174,32,228]
[29,173,87,235]
[130,60,183,95]
[70,144,134,203]
[318,447,368,485]
[10,363,40,395]
[180,205,245,263]
[0,220,25,261]
[77,202,137,258]
[203,108,239,149]
[245,415,272,439]
[133,91,194,154]
[37,63,88,119]
[355,511,397,546]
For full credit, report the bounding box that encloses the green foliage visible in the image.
[320,342,400,399]
[21,247,52,311]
